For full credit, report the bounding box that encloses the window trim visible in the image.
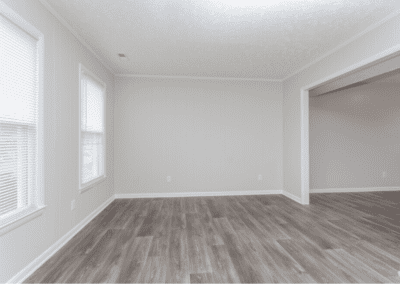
[78,63,107,193]
[0,1,46,234]
[0,206,46,237]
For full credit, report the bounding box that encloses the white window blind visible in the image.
[80,68,105,188]
[0,13,40,227]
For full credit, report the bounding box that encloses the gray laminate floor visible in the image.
[25,191,400,283]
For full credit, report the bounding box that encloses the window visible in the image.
[0,5,44,234]
[79,64,106,192]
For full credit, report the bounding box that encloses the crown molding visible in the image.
[115,73,283,82]
[282,8,400,82]
[38,0,116,75]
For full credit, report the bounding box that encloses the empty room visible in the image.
[1,0,400,283]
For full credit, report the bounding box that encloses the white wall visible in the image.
[309,83,400,190]
[0,1,115,282]
[283,13,400,199]
[114,77,283,195]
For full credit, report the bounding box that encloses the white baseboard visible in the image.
[310,187,400,193]
[282,191,303,204]
[115,189,283,199]
[8,195,115,284]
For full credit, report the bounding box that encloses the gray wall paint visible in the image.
[309,83,400,189]
[114,78,283,194]
[0,1,115,282]
[283,13,400,199]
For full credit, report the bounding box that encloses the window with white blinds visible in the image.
[0,11,44,230]
[79,65,106,190]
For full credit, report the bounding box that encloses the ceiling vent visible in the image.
[118,53,129,61]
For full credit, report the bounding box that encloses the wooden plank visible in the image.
[165,228,190,283]
[190,272,214,283]
[171,213,186,230]
[137,256,167,283]
[110,199,142,229]
[236,198,291,240]
[205,197,226,218]
[325,248,391,282]
[115,236,153,283]
[228,199,275,242]
[65,229,121,283]
[207,244,241,283]
[182,197,198,214]
[136,199,164,237]
[196,198,223,246]
[213,217,271,283]
[148,204,173,257]
[388,275,400,283]
[186,213,212,274]
[97,200,131,228]
[277,239,347,283]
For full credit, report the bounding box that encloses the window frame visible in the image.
[78,63,107,193]
[0,1,46,236]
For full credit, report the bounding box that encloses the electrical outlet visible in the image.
[258,174,262,181]
[71,200,76,211]
[167,176,171,183]
[382,171,387,178]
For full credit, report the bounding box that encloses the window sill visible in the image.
[0,206,47,237]
[80,176,107,194]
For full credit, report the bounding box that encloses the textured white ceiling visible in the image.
[43,0,400,79]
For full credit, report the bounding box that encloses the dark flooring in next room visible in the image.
[25,191,400,283]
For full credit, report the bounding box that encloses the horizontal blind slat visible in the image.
[0,191,20,199]
[0,197,18,204]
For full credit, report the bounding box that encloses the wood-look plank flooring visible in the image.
[25,191,400,283]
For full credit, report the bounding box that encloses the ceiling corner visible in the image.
[282,7,400,83]
[38,0,116,75]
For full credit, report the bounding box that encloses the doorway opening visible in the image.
[300,48,400,204]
